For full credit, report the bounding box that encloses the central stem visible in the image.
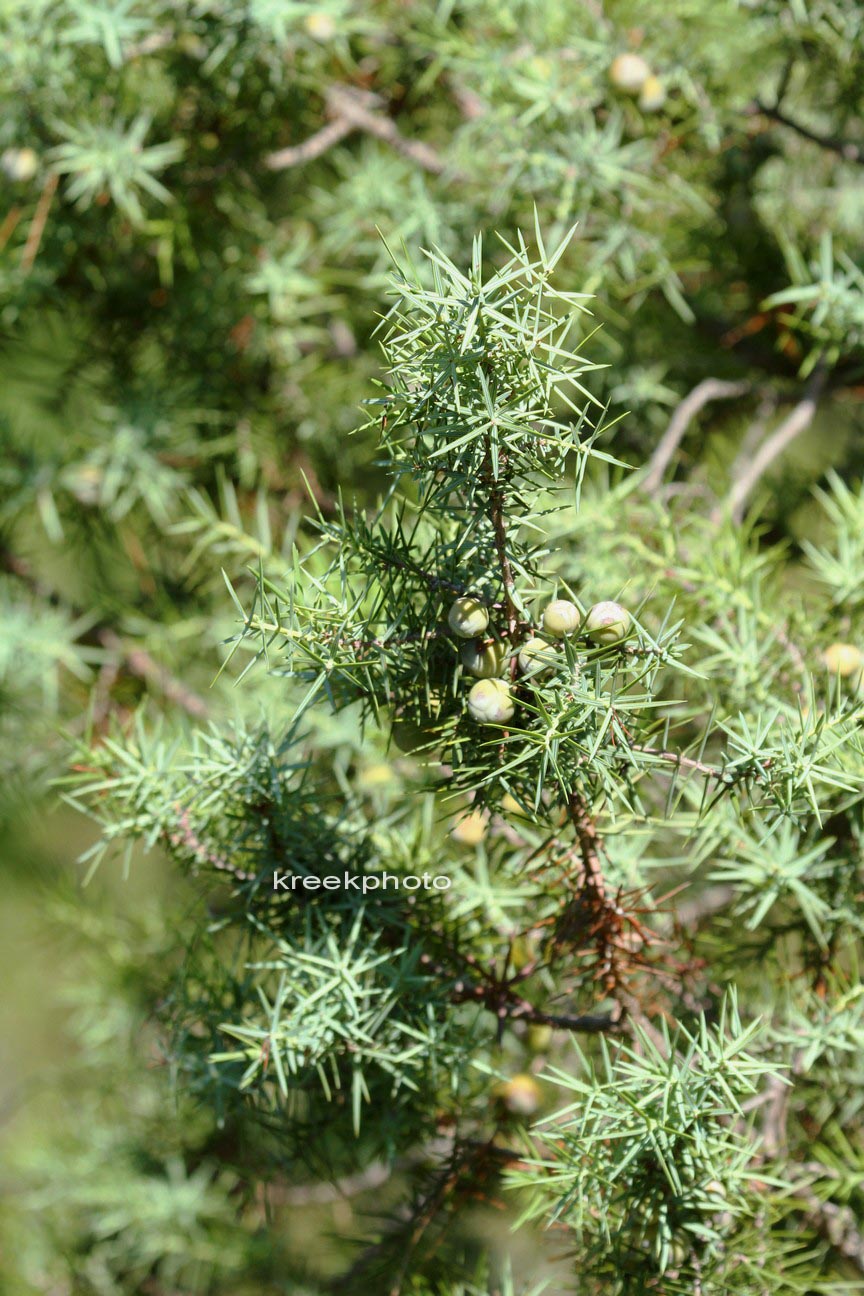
[488,481,519,643]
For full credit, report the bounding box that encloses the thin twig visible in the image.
[453,972,619,1033]
[98,629,209,720]
[721,369,826,524]
[0,206,22,254]
[715,391,778,520]
[798,1190,864,1274]
[567,791,607,898]
[266,86,452,177]
[641,379,750,495]
[0,547,210,722]
[421,950,620,1035]
[20,171,58,273]
[755,101,864,165]
[489,483,519,642]
[265,117,355,170]
[326,85,450,176]
[626,744,731,782]
[762,1072,792,1158]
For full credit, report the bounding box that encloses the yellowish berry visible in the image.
[467,678,514,724]
[639,74,667,112]
[509,934,536,971]
[1,147,39,182]
[493,1073,542,1116]
[357,762,395,790]
[67,463,104,505]
[304,11,337,40]
[461,638,507,678]
[518,635,557,674]
[541,599,581,638]
[448,596,490,639]
[609,52,651,93]
[450,809,488,845]
[525,1023,553,1052]
[391,693,444,752]
[501,792,528,818]
[822,642,863,677]
[585,600,631,645]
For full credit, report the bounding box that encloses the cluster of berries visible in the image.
[447,595,632,726]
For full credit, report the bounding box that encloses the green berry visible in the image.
[448,596,489,639]
[541,599,580,638]
[584,600,631,645]
[467,678,514,725]
[525,1023,553,1053]
[461,639,507,678]
[518,635,557,674]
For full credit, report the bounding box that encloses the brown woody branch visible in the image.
[98,629,209,720]
[720,368,826,523]
[489,482,520,643]
[21,171,58,273]
[641,379,750,495]
[754,100,864,165]
[1,545,210,722]
[266,86,452,177]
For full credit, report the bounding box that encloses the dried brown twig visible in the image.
[641,379,750,496]
[754,100,864,165]
[21,171,58,273]
[719,368,826,523]
[266,86,453,176]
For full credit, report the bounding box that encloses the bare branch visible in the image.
[265,117,355,170]
[798,1190,864,1274]
[721,392,778,496]
[0,205,22,254]
[0,547,210,722]
[720,369,826,524]
[98,629,210,720]
[278,1159,394,1205]
[266,86,452,177]
[641,379,750,495]
[328,86,450,176]
[755,100,864,166]
[21,171,58,274]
